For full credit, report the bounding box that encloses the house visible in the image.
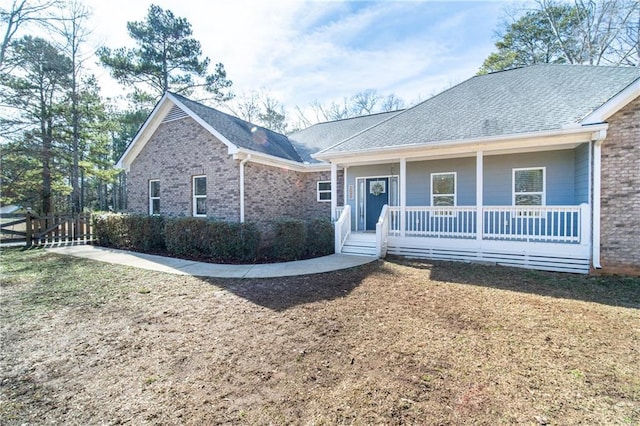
[117,64,640,274]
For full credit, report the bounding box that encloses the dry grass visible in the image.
[1,248,639,424]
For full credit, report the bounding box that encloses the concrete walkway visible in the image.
[45,245,377,278]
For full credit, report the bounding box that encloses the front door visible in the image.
[365,177,389,230]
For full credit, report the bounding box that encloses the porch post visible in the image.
[343,166,348,207]
[476,151,483,241]
[331,162,338,221]
[400,157,406,237]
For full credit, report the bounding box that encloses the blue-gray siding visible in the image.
[574,143,590,204]
[483,150,577,205]
[344,148,587,229]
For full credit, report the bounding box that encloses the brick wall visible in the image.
[126,116,345,226]
[127,117,241,221]
[243,165,344,223]
[600,96,640,272]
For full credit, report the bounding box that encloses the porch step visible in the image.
[341,233,377,257]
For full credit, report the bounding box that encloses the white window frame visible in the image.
[317,180,331,202]
[193,175,207,217]
[430,172,457,208]
[512,167,546,206]
[149,180,160,215]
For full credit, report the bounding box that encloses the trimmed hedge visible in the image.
[93,213,333,263]
[305,217,334,257]
[93,214,164,251]
[164,218,260,262]
[272,218,307,260]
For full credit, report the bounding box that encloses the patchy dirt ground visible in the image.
[1,249,639,425]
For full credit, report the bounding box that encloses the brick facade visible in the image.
[127,117,241,220]
[127,117,343,225]
[600,97,640,273]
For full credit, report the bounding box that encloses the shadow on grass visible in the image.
[387,256,640,309]
[204,261,386,312]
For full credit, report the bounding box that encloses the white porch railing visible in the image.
[334,205,350,253]
[335,205,345,219]
[384,204,586,243]
[388,206,476,238]
[483,204,585,243]
[376,204,390,257]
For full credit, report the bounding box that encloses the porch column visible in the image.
[476,151,483,241]
[331,162,338,221]
[400,157,406,237]
[343,166,348,207]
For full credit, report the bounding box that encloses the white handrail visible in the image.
[483,205,583,243]
[386,205,584,243]
[376,204,389,257]
[334,205,350,253]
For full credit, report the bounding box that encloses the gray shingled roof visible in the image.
[321,64,640,155]
[170,92,303,162]
[288,111,401,163]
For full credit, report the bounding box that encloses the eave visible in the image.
[233,149,331,173]
[312,124,609,166]
[581,77,640,124]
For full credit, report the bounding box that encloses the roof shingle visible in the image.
[320,64,640,155]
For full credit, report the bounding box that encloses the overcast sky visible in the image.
[80,1,507,110]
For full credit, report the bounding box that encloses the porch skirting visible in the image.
[386,236,591,274]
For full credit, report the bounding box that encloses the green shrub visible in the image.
[127,215,165,251]
[93,214,166,251]
[272,219,307,260]
[305,217,334,257]
[211,221,260,262]
[93,213,129,248]
[164,218,261,262]
[164,218,208,256]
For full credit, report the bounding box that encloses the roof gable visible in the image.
[169,93,303,163]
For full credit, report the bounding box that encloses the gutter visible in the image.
[313,124,609,162]
[239,154,251,223]
[592,129,607,269]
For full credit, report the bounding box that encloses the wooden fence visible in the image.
[0,212,92,247]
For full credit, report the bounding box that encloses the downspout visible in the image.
[239,155,251,223]
[592,129,607,269]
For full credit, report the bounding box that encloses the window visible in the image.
[317,181,331,202]
[193,175,207,216]
[513,167,545,206]
[149,180,160,215]
[431,172,456,206]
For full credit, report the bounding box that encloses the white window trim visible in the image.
[512,167,546,206]
[317,180,331,202]
[193,175,207,217]
[430,172,457,207]
[149,179,160,215]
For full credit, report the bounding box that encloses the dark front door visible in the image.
[365,177,389,230]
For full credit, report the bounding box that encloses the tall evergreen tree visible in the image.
[98,4,233,101]
[2,35,72,213]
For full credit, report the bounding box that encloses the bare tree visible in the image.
[381,93,405,112]
[350,89,381,116]
[537,0,639,66]
[0,0,59,69]
[481,0,640,72]
[226,90,287,133]
[294,90,407,127]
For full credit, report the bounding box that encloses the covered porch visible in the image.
[326,129,601,274]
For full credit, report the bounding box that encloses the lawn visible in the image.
[1,248,639,424]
